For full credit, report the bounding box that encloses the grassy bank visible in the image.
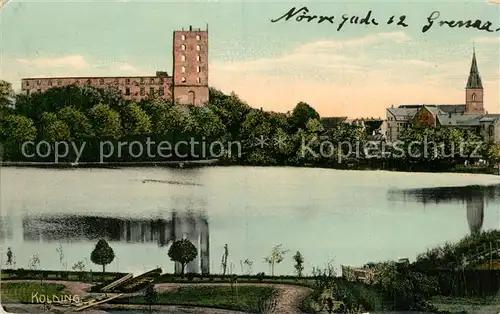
[1,269,127,283]
[431,295,500,313]
[154,273,314,288]
[110,286,278,313]
[0,282,68,303]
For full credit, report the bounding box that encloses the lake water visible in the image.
[1,166,500,276]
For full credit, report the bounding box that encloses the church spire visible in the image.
[466,47,483,89]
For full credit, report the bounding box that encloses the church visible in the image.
[386,49,500,143]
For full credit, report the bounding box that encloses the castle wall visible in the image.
[21,76,173,102]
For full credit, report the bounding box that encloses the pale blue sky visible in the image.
[1,0,499,117]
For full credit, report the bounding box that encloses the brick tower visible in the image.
[172,25,209,106]
[465,48,484,114]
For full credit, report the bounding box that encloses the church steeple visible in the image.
[465,47,484,114]
[466,47,483,89]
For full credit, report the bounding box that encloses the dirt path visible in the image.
[1,279,93,298]
[151,283,312,314]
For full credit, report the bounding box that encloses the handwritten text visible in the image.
[271,7,500,34]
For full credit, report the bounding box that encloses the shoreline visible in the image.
[0,160,497,176]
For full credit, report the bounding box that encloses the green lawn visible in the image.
[112,286,279,313]
[432,295,500,313]
[1,282,68,303]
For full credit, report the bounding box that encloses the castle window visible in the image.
[196,35,200,40]
[181,77,186,83]
[181,66,186,73]
[159,87,164,96]
[99,78,104,85]
[196,45,200,51]
[150,78,154,84]
[181,55,186,61]
[159,77,164,84]
[196,55,200,62]
[75,80,80,85]
[196,77,201,83]
[181,35,186,40]
[181,44,186,50]
[140,78,145,84]
[125,87,130,95]
[37,80,41,85]
[472,93,476,101]
[57,80,62,85]
[126,78,130,84]
[114,78,119,84]
[26,81,30,86]
[149,87,154,95]
[140,87,145,96]
[86,79,91,85]
[48,80,53,86]
[196,66,200,73]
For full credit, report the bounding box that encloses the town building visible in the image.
[20,25,209,106]
[386,49,500,143]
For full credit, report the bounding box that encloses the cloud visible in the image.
[474,37,500,44]
[210,32,499,117]
[212,31,416,83]
[16,55,89,70]
[2,55,146,90]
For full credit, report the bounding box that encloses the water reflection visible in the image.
[0,216,13,241]
[21,211,210,274]
[388,184,500,235]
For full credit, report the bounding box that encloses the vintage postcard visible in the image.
[1,0,500,313]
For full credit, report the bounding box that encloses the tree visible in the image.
[88,104,122,139]
[243,259,253,275]
[56,244,66,271]
[142,99,185,135]
[207,88,251,139]
[28,253,42,283]
[309,261,338,313]
[168,239,197,276]
[293,251,304,277]
[40,112,71,142]
[289,101,320,132]
[57,106,93,139]
[144,284,158,312]
[186,106,226,138]
[120,103,152,136]
[264,244,289,276]
[14,85,124,121]
[482,143,500,164]
[72,260,86,280]
[90,239,115,279]
[0,114,37,159]
[371,261,438,311]
[221,244,229,276]
[0,80,15,117]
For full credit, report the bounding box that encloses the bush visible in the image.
[186,273,195,281]
[256,272,265,282]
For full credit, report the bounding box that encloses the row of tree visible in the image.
[5,239,305,280]
[1,80,499,167]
